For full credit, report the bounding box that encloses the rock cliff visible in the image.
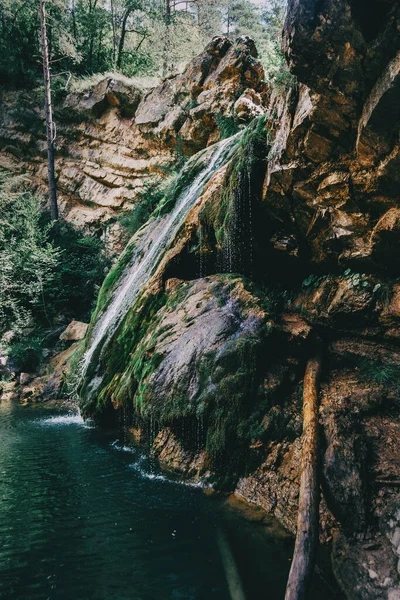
[78,2,400,596]
[0,36,267,255]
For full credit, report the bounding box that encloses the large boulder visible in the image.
[135,36,269,152]
[60,320,89,342]
[63,76,143,120]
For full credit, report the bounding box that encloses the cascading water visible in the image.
[81,132,242,395]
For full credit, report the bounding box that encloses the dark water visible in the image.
[0,401,340,600]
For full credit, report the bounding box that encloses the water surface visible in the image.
[0,401,340,599]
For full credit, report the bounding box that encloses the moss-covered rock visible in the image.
[82,275,287,476]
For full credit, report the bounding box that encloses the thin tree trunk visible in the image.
[39,0,58,221]
[163,0,172,77]
[71,0,77,40]
[285,336,322,600]
[97,27,103,67]
[197,1,201,27]
[117,8,131,69]
[111,0,117,65]
[88,0,99,70]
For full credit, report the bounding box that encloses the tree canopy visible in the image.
[0,0,287,87]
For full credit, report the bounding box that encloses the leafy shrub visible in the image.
[45,220,109,321]
[215,113,240,140]
[0,174,109,371]
[7,336,45,372]
[118,179,166,237]
[0,175,60,334]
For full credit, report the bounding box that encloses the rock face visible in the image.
[135,36,267,151]
[75,1,400,597]
[60,320,89,342]
[0,38,267,255]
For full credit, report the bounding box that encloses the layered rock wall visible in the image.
[77,2,400,596]
[0,37,267,254]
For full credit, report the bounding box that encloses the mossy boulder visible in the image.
[82,274,298,476]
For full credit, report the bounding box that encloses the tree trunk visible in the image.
[285,337,322,600]
[117,8,131,69]
[197,1,201,27]
[39,0,58,221]
[71,0,77,40]
[88,0,99,70]
[163,0,173,77]
[110,0,116,65]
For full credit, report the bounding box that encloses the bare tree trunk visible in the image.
[197,0,201,27]
[71,0,77,40]
[285,336,322,600]
[110,0,117,65]
[117,7,136,69]
[39,0,58,221]
[88,0,99,70]
[163,0,172,77]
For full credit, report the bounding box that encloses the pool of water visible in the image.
[0,400,341,599]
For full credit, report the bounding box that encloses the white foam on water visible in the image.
[37,413,85,426]
[110,440,137,454]
[129,462,167,482]
[128,459,211,488]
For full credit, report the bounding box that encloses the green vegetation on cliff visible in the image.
[0,174,108,372]
[198,115,269,276]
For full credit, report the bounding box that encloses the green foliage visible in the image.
[215,113,240,140]
[259,286,294,315]
[0,0,81,87]
[45,220,110,321]
[0,175,60,335]
[302,270,382,294]
[6,336,45,372]
[343,353,400,390]
[273,67,298,92]
[0,173,108,371]
[118,178,167,237]
[259,0,290,87]
[0,0,289,88]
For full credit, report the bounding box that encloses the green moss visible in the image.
[89,288,168,414]
[89,239,136,326]
[80,269,291,484]
[202,330,266,470]
[118,178,166,237]
[215,113,240,139]
[155,150,208,216]
[197,115,268,275]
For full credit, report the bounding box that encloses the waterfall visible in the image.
[81,133,242,393]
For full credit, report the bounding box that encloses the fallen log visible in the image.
[285,337,322,600]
